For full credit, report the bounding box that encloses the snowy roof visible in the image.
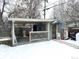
[8,18,54,22]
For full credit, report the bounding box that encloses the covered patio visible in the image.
[8,18,53,46]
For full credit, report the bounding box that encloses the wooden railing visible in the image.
[29,31,48,42]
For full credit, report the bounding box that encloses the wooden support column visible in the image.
[31,23,33,31]
[29,23,33,43]
[12,21,17,46]
[47,22,51,40]
[23,30,26,37]
[64,23,68,39]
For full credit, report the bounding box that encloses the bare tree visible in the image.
[0,0,5,24]
[53,0,79,23]
[0,0,16,37]
[52,0,79,39]
[9,0,42,19]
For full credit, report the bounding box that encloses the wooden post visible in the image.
[29,32,31,43]
[23,30,26,37]
[64,28,68,39]
[31,24,33,31]
[47,22,51,40]
[44,0,46,19]
[29,23,33,43]
[12,21,17,46]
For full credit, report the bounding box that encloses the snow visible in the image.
[0,40,79,59]
[63,40,79,47]
[61,32,79,46]
[76,32,79,42]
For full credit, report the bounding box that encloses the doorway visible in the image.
[52,24,56,39]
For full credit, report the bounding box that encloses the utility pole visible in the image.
[44,0,46,19]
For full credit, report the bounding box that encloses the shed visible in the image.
[8,18,53,46]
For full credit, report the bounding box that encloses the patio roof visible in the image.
[8,18,54,22]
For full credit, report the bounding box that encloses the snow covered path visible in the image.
[0,40,79,59]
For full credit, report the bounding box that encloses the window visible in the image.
[33,23,46,31]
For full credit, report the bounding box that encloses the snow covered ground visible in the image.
[63,40,79,46]
[0,40,79,59]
